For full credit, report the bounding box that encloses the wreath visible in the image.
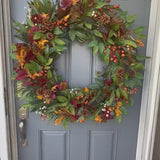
[10,0,147,128]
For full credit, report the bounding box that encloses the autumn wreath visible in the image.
[10,0,147,128]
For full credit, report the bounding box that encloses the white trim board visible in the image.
[0,0,160,160]
[0,1,9,159]
[136,0,160,159]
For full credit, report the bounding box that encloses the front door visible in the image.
[10,0,151,160]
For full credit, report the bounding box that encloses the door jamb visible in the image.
[0,0,160,160]
[0,0,18,160]
[136,0,160,159]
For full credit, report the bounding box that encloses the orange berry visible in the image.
[121,54,125,57]
[80,118,84,123]
[104,50,107,53]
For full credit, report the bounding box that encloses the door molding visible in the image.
[0,0,160,160]
[0,0,18,160]
[136,0,160,159]
[0,0,10,159]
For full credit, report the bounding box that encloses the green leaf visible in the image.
[104,49,110,65]
[95,78,104,87]
[84,23,92,29]
[95,2,106,9]
[106,38,114,45]
[117,115,122,123]
[94,30,103,38]
[54,37,66,45]
[60,101,69,107]
[109,30,117,38]
[136,54,148,61]
[69,105,75,115]
[89,90,102,105]
[54,27,63,35]
[44,45,49,55]
[127,15,137,23]
[132,63,145,70]
[113,75,118,85]
[98,43,105,54]
[134,27,146,33]
[88,83,100,89]
[37,52,45,64]
[9,53,16,59]
[136,33,146,39]
[47,70,52,79]
[119,88,128,99]
[10,72,17,80]
[120,107,127,115]
[106,90,115,106]
[123,40,137,48]
[33,31,45,40]
[55,46,67,52]
[69,29,76,41]
[135,72,144,79]
[63,118,68,129]
[26,18,34,27]
[11,44,16,51]
[46,58,53,66]
[111,24,120,31]
[93,46,99,55]
[24,61,42,74]
[88,40,98,47]
[76,31,87,40]
[116,88,120,98]
[21,103,34,110]
[56,96,68,103]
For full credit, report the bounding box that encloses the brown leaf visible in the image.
[87,0,96,8]
[57,7,70,19]
[70,5,82,21]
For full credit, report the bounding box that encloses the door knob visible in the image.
[18,107,28,147]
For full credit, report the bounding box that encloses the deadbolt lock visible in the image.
[18,107,28,120]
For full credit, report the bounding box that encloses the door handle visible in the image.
[18,107,28,147]
[19,120,27,147]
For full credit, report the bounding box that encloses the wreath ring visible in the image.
[11,0,146,128]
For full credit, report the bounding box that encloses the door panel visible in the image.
[10,0,151,160]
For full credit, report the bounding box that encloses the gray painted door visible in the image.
[10,0,151,160]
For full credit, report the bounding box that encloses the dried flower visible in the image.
[28,26,39,42]
[81,108,89,117]
[135,38,144,47]
[95,115,103,122]
[61,0,72,9]
[31,14,43,24]
[105,78,113,87]
[55,116,65,125]
[34,39,48,50]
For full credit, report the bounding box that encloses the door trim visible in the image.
[0,0,18,160]
[136,0,160,159]
[0,0,160,160]
[0,1,10,159]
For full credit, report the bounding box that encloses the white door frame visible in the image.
[0,0,160,160]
